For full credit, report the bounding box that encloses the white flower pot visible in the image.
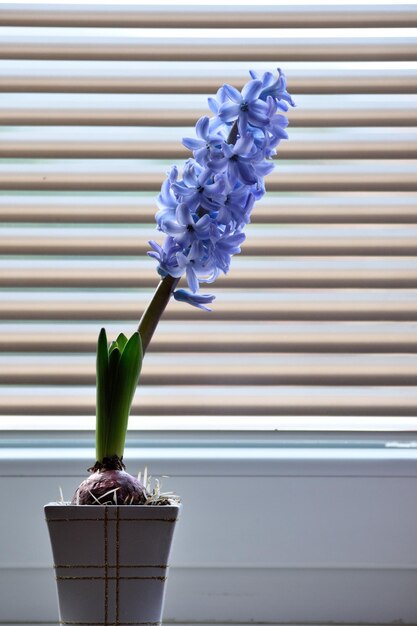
[45,503,180,626]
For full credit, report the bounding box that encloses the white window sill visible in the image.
[1,436,417,624]
[1,439,417,477]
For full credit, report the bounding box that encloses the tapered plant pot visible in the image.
[45,503,180,626]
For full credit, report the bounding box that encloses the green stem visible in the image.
[138,274,180,354]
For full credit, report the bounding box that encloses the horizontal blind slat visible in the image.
[2,328,416,353]
[3,267,417,289]
[1,389,416,417]
[0,75,414,94]
[1,200,417,224]
[2,356,417,386]
[0,172,416,192]
[3,296,417,322]
[1,40,416,62]
[0,172,417,192]
[3,235,417,256]
[0,6,415,28]
[0,108,415,128]
[1,139,416,160]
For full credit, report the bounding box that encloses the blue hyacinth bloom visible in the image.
[173,288,216,311]
[171,160,225,213]
[218,79,270,134]
[162,202,213,248]
[148,67,295,310]
[182,116,225,166]
[250,67,296,110]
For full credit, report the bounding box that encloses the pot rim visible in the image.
[45,502,181,509]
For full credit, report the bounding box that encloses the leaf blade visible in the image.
[106,332,143,458]
[95,328,109,462]
[116,332,128,353]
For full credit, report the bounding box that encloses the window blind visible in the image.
[0,4,416,431]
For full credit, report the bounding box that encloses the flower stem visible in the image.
[138,274,180,353]
[227,120,239,145]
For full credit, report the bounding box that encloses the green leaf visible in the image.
[108,345,121,378]
[106,332,143,458]
[95,328,109,462]
[116,332,128,353]
[103,345,121,457]
[109,340,119,354]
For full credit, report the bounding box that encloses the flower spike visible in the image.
[148,68,295,306]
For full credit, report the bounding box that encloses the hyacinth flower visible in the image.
[182,115,225,166]
[73,68,295,506]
